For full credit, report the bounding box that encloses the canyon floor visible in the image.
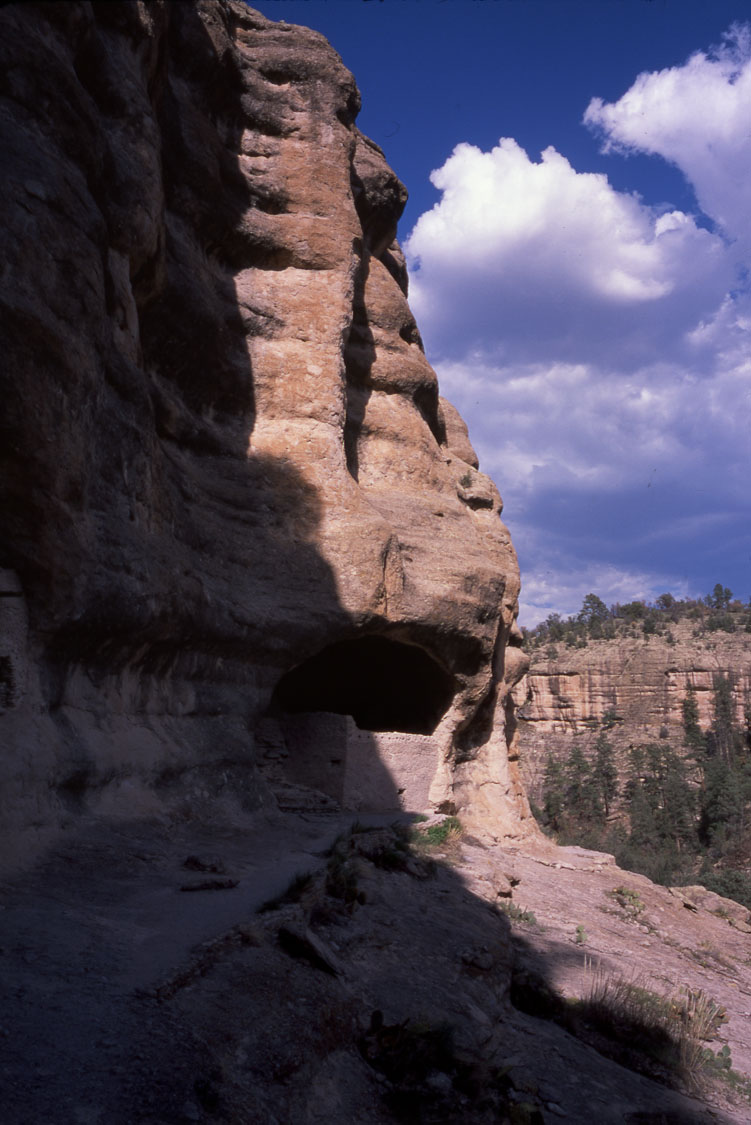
[1,809,750,1124]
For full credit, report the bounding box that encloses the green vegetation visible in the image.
[535,730,620,843]
[608,886,645,918]
[499,900,539,927]
[523,584,751,651]
[412,815,462,848]
[535,671,751,908]
[573,975,729,1091]
[325,847,363,907]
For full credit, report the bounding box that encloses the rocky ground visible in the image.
[1,809,750,1123]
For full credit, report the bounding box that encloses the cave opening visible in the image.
[271,635,454,735]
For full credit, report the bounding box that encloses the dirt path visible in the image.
[0,810,392,1123]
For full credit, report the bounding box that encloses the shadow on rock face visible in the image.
[0,0,534,898]
[0,1,361,842]
[271,635,455,736]
[0,0,362,670]
[0,0,461,847]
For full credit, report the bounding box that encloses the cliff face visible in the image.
[0,1,531,867]
[514,621,751,801]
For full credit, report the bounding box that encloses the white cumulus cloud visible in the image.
[404,24,751,621]
[405,138,732,369]
[584,24,751,251]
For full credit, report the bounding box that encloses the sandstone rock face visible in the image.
[0,1,531,867]
[514,621,751,803]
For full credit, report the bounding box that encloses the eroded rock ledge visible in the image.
[0,0,532,867]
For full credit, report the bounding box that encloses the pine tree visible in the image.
[626,744,695,851]
[707,674,738,764]
[697,676,751,854]
[682,685,706,762]
[706,583,733,610]
[626,780,655,850]
[564,743,603,822]
[541,753,566,832]
[579,593,609,639]
[593,731,619,816]
[699,758,744,848]
[659,748,696,849]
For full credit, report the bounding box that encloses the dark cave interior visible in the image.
[271,635,454,735]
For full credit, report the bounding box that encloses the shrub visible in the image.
[574,970,729,1091]
[511,963,732,1094]
[608,885,645,917]
[699,866,751,912]
[258,870,315,913]
[499,900,538,927]
[413,816,462,847]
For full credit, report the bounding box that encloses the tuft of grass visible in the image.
[582,968,677,1040]
[499,900,538,927]
[677,987,728,1079]
[258,870,315,913]
[412,816,462,849]
[691,940,735,971]
[575,924,588,945]
[608,885,645,917]
[324,824,418,903]
[325,850,361,907]
[512,961,736,1096]
[575,968,730,1092]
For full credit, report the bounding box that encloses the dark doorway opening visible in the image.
[271,635,454,735]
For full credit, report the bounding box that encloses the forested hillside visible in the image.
[524,585,749,651]
[517,590,751,906]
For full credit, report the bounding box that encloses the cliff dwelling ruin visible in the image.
[266,636,455,812]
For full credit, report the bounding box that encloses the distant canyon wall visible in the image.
[514,622,751,803]
[0,1,532,867]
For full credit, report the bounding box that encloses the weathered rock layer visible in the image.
[0,1,530,867]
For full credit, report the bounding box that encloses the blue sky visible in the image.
[253,0,751,625]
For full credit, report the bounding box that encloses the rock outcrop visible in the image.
[514,621,751,803]
[0,0,531,869]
